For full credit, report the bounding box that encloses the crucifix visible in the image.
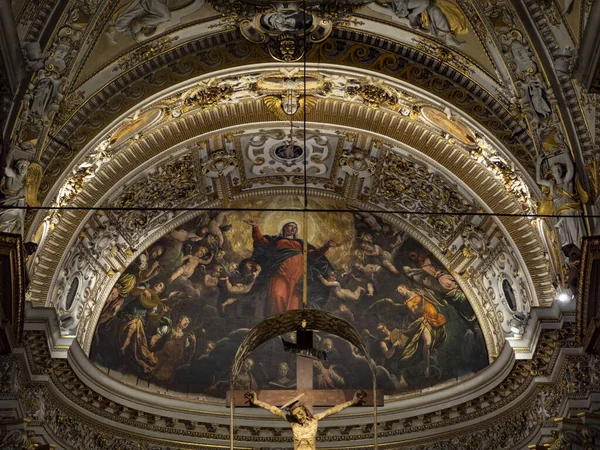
[229,327,382,450]
[228,327,383,411]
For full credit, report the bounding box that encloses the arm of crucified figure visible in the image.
[314,390,367,420]
[245,391,287,420]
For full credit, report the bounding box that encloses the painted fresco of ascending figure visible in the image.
[244,220,337,316]
[246,390,366,450]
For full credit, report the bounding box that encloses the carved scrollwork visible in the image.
[110,152,205,240]
[372,150,474,243]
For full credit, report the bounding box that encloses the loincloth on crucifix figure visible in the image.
[245,390,367,450]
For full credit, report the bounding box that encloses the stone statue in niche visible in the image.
[108,0,205,41]
[536,153,586,251]
[246,390,366,450]
[528,81,552,123]
[25,72,67,125]
[30,78,56,117]
[114,0,172,39]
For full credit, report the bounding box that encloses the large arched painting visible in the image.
[90,208,488,398]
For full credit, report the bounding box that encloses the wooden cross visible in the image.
[228,329,383,410]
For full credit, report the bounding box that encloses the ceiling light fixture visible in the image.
[557,288,573,302]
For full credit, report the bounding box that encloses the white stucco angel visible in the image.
[529,82,551,117]
[114,0,172,40]
[0,157,42,234]
[377,0,468,44]
[536,152,587,250]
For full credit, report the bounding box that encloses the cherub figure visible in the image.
[168,245,213,284]
[245,390,366,450]
[317,271,365,302]
[353,262,383,296]
[194,266,221,297]
[220,260,262,311]
[359,235,400,275]
[199,211,232,247]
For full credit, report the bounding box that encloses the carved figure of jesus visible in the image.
[245,390,366,450]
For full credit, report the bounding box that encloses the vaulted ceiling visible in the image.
[2,0,599,448]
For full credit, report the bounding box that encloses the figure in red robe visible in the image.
[244,220,337,316]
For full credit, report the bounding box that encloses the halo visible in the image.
[277,218,300,236]
[281,393,306,409]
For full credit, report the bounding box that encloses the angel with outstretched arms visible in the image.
[245,390,366,450]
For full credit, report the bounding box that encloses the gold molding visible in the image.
[0,232,25,349]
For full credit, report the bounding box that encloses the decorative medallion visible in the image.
[208,0,368,60]
[421,106,477,146]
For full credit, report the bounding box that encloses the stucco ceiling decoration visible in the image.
[42,67,538,212]
[8,2,584,239]
[34,28,537,201]
[26,0,576,179]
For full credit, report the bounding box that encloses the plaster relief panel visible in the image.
[107,151,206,246]
[52,241,104,336]
[238,129,340,185]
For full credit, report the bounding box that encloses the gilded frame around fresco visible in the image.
[0,232,25,350]
[577,236,600,354]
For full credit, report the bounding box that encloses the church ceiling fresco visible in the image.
[9,0,594,206]
[89,205,488,399]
